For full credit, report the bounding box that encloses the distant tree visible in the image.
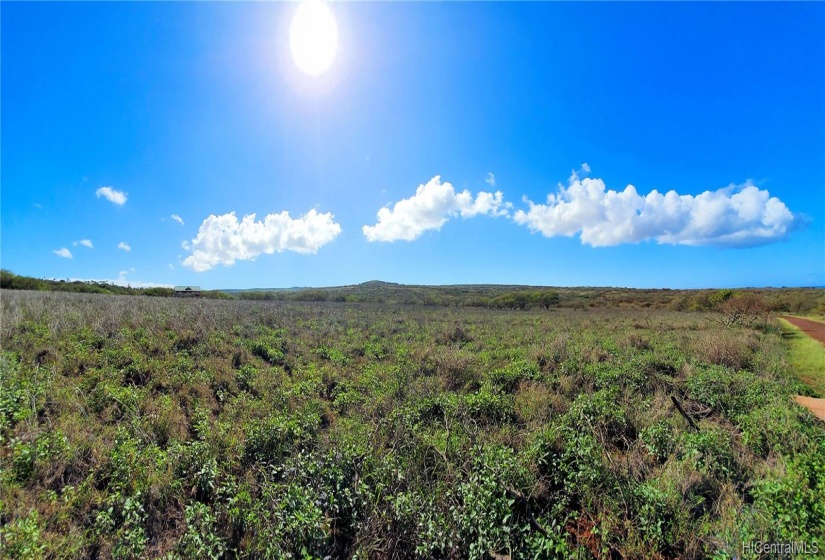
[0,269,15,289]
[490,291,532,310]
[143,288,174,297]
[533,290,560,309]
[717,292,769,327]
[709,289,734,308]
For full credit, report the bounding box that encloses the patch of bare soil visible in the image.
[794,396,825,422]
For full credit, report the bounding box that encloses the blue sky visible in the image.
[2,1,823,289]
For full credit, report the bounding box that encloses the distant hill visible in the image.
[2,270,823,314]
[225,280,402,293]
[230,280,825,313]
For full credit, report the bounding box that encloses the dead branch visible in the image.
[671,395,699,432]
[505,486,549,538]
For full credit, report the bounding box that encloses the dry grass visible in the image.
[691,330,757,370]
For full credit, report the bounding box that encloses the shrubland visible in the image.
[0,290,823,559]
[5,270,825,315]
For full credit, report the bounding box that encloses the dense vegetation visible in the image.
[4,270,824,315]
[1,290,823,559]
[233,281,825,315]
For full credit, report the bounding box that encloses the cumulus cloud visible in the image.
[171,214,185,225]
[96,186,127,206]
[514,169,797,248]
[118,241,131,252]
[53,248,72,259]
[363,176,511,242]
[182,209,342,272]
[73,239,93,248]
[486,173,496,187]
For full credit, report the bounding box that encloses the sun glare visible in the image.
[290,0,338,77]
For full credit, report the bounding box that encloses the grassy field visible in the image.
[777,318,825,397]
[1,290,823,559]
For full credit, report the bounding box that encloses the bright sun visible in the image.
[290,0,338,76]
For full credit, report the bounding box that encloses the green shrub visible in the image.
[679,428,737,481]
[464,385,515,424]
[243,413,319,466]
[686,365,771,420]
[752,438,825,544]
[566,388,635,450]
[640,420,676,463]
[316,345,348,365]
[452,445,529,558]
[632,482,680,553]
[0,510,45,560]
[10,430,69,482]
[489,359,538,393]
[177,503,226,560]
[0,353,30,442]
[111,494,149,560]
[235,364,257,393]
[175,441,219,503]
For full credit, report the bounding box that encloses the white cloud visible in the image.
[53,248,72,259]
[486,172,496,187]
[182,209,342,272]
[363,176,511,242]
[568,163,591,184]
[67,270,171,289]
[514,170,797,248]
[118,242,131,252]
[73,239,93,248]
[96,186,128,206]
[171,214,185,225]
[117,268,136,282]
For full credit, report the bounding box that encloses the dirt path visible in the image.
[794,396,825,422]
[779,315,825,346]
[779,316,825,421]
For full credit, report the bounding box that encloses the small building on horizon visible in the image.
[173,285,201,298]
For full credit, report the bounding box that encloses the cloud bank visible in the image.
[514,169,797,248]
[96,186,127,206]
[67,269,171,289]
[363,176,510,242]
[182,209,342,272]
